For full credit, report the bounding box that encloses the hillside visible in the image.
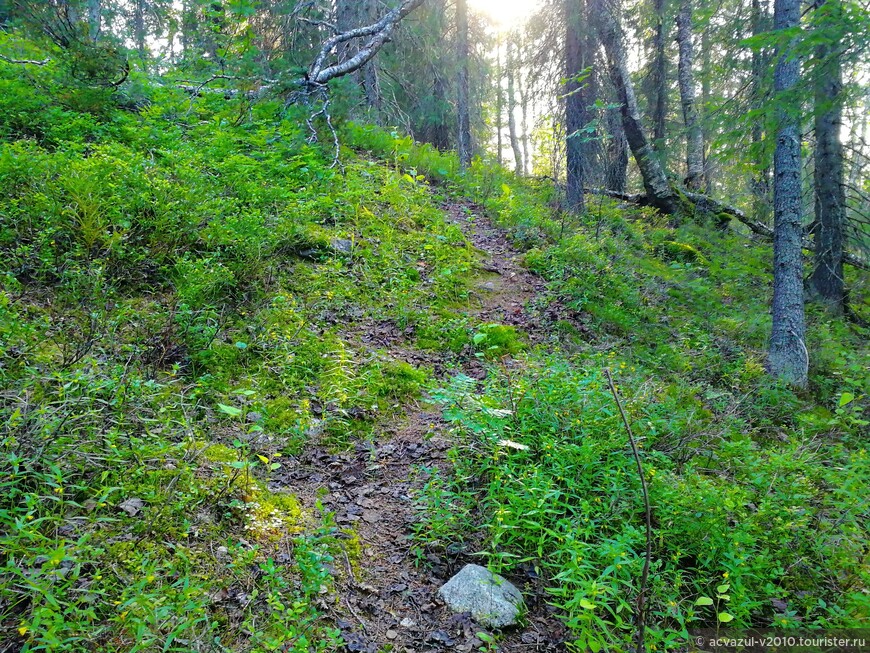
[1,65,868,652]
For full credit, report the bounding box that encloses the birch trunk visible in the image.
[496,39,503,166]
[507,38,524,175]
[565,0,586,211]
[768,0,808,387]
[676,0,705,190]
[87,0,101,42]
[457,0,472,170]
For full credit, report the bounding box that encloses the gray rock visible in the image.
[330,238,354,255]
[437,564,523,628]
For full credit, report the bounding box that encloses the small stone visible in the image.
[330,238,354,255]
[400,617,416,628]
[438,564,524,629]
[215,546,229,560]
[386,629,398,640]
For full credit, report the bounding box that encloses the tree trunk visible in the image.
[520,61,531,177]
[651,0,668,154]
[360,0,382,115]
[768,0,807,387]
[565,0,586,211]
[87,0,101,42]
[604,101,629,192]
[582,0,601,183]
[593,0,680,214]
[336,0,381,117]
[700,27,712,192]
[506,38,523,175]
[750,0,772,220]
[496,38,503,166]
[134,0,147,63]
[676,0,704,190]
[808,0,845,313]
[457,0,472,170]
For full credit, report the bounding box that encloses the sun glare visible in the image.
[469,0,542,30]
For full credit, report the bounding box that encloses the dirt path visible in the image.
[274,201,569,652]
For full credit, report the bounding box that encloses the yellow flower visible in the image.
[18,626,28,636]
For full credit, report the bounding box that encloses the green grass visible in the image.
[0,61,478,651]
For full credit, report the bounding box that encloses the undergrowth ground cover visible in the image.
[0,54,867,652]
[347,127,870,649]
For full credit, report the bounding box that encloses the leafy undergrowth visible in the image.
[0,52,867,653]
[0,61,487,651]
[347,127,870,648]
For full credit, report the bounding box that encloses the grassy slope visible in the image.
[344,127,869,648]
[0,59,867,652]
[0,67,483,650]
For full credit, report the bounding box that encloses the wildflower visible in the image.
[18,626,28,636]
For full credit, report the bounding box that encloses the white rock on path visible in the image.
[437,564,524,628]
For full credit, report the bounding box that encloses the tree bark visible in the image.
[507,37,523,175]
[521,77,531,176]
[336,0,382,116]
[593,0,680,214]
[496,38,503,165]
[676,0,704,190]
[87,0,101,42]
[308,0,424,87]
[651,0,668,153]
[604,100,629,192]
[457,0,472,170]
[808,0,845,313]
[134,0,146,63]
[565,0,586,211]
[750,0,772,220]
[700,27,712,192]
[768,0,807,387]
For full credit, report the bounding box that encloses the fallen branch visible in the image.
[307,0,424,87]
[681,190,869,272]
[0,53,51,66]
[181,0,424,106]
[585,187,869,271]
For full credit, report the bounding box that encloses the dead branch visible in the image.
[0,53,51,66]
[585,187,869,271]
[306,0,425,87]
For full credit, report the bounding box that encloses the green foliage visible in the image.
[0,54,482,650]
[426,361,869,650]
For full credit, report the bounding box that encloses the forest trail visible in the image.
[274,200,569,652]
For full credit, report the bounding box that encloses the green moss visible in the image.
[473,323,524,358]
[653,240,709,265]
[202,442,239,464]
